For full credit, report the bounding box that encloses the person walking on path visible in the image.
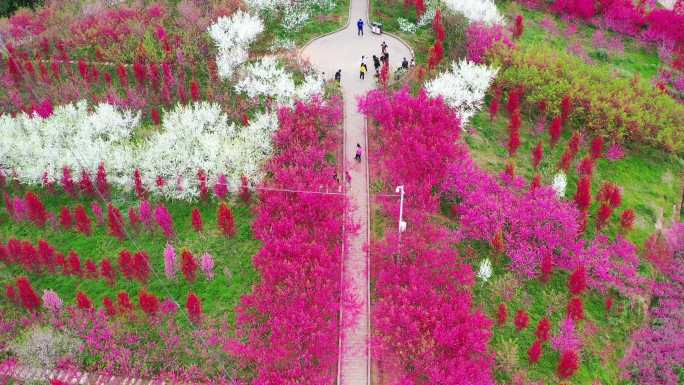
[345,170,352,185]
[355,143,363,162]
[334,69,341,84]
[373,55,381,74]
[381,41,388,54]
[357,18,364,36]
[359,62,367,79]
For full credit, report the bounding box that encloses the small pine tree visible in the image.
[217,202,236,237]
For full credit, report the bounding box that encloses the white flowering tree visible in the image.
[0,101,138,186]
[425,59,498,126]
[208,11,264,80]
[0,101,278,200]
[552,172,568,198]
[235,56,324,106]
[477,258,493,282]
[441,0,504,25]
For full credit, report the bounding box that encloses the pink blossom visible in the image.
[200,252,215,280]
[42,289,62,312]
[163,243,176,279]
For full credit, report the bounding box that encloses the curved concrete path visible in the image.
[301,4,412,385]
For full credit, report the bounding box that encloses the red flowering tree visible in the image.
[133,169,145,199]
[568,266,587,295]
[61,166,76,197]
[620,209,635,231]
[74,205,92,235]
[560,95,572,124]
[191,208,203,232]
[549,116,562,146]
[557,350,579,378]
[79,170,95,196]
[217,202,236,237]
[186,292,202,324]
[138,290,159,316]
[100,258,116,285]
[59,207,72,229]
[118,250,134,280]
[536,317,551,342]
[528,339,542,363]
[514,309,529,330]
[574,176,592,211]
[117,291,134,313]
[428,40,444,69]
[66,251,82,276]
[107,203,126,240]
[25,192,47,227]
[16,277,40,311]
[531,142,543,169]
[496,303,507,326]
[540,254,553,282]
[76,291,93,310]
[590,136,604,159]
[513,15,524,39]
[567,296,585,321]
[181,249,198,282]
[507,109,521,156]
[133,251,150,283]
[433,9,445,41]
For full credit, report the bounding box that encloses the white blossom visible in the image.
[425,59,498,126]
[235,56,323,106]
[552,172,567,198]
[282,7,310,30]
[477,258,493,281]
[417,7,437,27]
[208,11,264,79]
[0,101,278,200]
[442,0,504,25]
[397,17,417,33]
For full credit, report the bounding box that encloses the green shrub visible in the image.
[491,44,684,152]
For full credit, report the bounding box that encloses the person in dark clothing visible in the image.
[357,18,364,35]
[381,41,387,54]
[355,143,363,162]
[334,69,341,83]
[373,55,381,74]
[402,57,409,69]
[382,52,389,64]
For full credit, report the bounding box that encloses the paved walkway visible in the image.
[301,4,412,385]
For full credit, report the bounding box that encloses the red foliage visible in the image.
[59,207,72,229]
[5,284,17,303]
[107,203,126,240]
[557,350,580,378]
[217,202,236,237]
[506,88,521,115]
[16,277,40,311]
[558,148,574,172]
[528,339,542,363]
[73,204,92,236]
[197,169,209,200]
[118,250,134,280]
[415,0,426,16]
[515,309,529,330]
[190,80,201,102]
[61,166,76,197]
[604,296,613,313]
[79,170,95,196]
[103,296,116,317]
[513,15,524,39]
[568,265,587,295]
[239,175,251,203]
[489,98,499,121]
[151,108,161,125]
[504,161,515,177]
[96,163,109,197]
[577,156,594,177]
[574,176,591,211]
[77,59,88,80]
[191,208,203,232]
[598,182,621,208]
[531,141,543,169]
[620,209,635,231]
[530,174,541,191]
[433,9,446,41]
[596,203,613,230]
[100,258,116,285]
[497,303,507,326]
[508,110,521,156]
[535,317,551,342]
[138,289,159,316]
[590,136,604,158]
[428,40,444,69]
[66,251,82,276]
[117,291,134,313]
[85,259,98,278]
[552,0,595,19]
[117,64,128,88]
[549,116,562,146]
[133,251,150,283]
[567,131,580,155]
[186,292,202,324]
[181,249,198,282]
[134,169,145,199]
[567,296,585,321]
[76,291,93,310]
[128,207,140,228]
[25,191,47,227]
[560,95,572,124]
[133,61,146,86]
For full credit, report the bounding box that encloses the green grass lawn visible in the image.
[0,186,260,325]
[504,2,663,81]
[468,247,645,384]
[369,0,434,63]
[467,110,683,246]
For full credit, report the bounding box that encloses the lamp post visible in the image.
[395,185,406,239]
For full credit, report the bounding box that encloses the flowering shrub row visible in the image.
[0,101,278,200]
[229,98,347,384]
[360,89,496,383]
[490,45,684,151]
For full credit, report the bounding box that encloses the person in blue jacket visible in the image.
[357,18,364,36]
